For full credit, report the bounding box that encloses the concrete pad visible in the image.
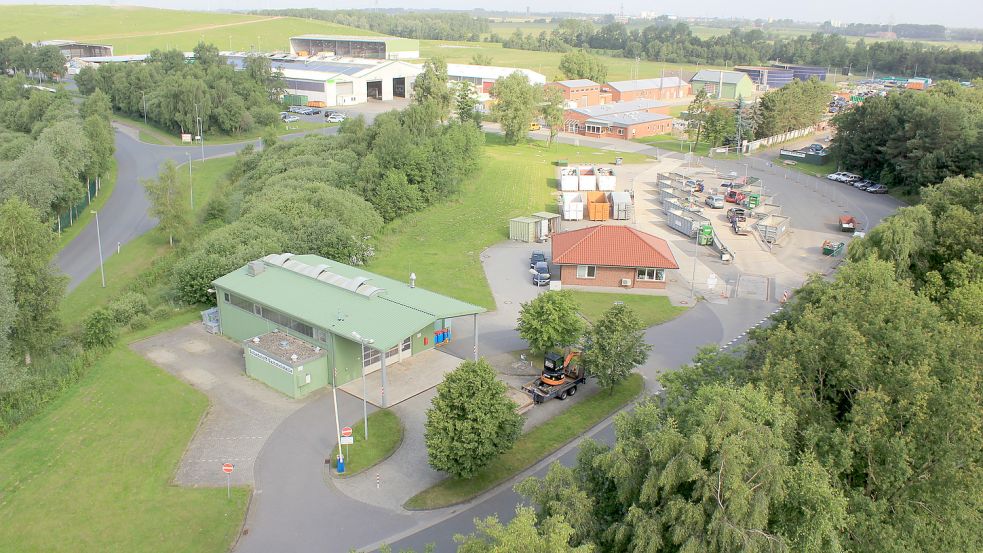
[339,349,463,407]
[130,324,310,487]
[736,274,770,301]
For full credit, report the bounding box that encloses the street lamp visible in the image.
[141,91,147,125]
[186,153,194,210]
[351,331,374,440]
[91,210,105,288]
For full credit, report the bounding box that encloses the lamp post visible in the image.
[186,153,194,210]
[141,91,147,126]
[91,210,105,288]
[351,332,373,439]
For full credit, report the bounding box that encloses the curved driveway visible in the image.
[56,125,340,288]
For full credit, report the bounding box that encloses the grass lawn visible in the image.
[336,410,403,477]
[58,160,118,248]
[775,155,838,179]
[635,134,713,156]
[368,133,652,309]
[1,5,375,54]
[0,322,249,553]
[404,373,644,510]
[61,156,236,327]
[569,291,688,328]
[113,114,334,146]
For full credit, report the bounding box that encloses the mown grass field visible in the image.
[368,134,652,309]
[404,373,644,510]
[338,410,403,477]
[568,291,688,328]
[0,319,249,553]
[0,5,376,54]
[420,40,714,81]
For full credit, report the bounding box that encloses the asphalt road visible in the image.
[55,124,340,289]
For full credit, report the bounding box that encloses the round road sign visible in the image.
[341,426,353,438]
[222,463,234,474]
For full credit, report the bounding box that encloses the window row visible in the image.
[224,292,314,338]
[574,266,666,281]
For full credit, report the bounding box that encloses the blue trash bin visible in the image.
[337,455,345,474]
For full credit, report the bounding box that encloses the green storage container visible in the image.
[282,94,309,106]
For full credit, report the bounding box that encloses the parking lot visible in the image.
[282,97,411,126]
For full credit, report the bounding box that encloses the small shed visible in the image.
[562,192,584,221]
[610,191,633,220]
[586,191,611,221]
[509,216,541,242]
[531,212,560,235]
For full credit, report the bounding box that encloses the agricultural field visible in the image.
[0,5,376,54]
[420,40,714,81]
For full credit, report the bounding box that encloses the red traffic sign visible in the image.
[341,426,353,438]
[222,463,234,474]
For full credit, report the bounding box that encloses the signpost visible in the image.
[341,426,353,460]
[222,463,234,499]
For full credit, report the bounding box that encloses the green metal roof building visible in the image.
[690,70,755,100]
[212,253,483,403]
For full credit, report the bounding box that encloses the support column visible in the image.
[380,349,388,408]
[473,314,479,361]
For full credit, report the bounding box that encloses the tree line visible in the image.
[832,81,983,191]
[0,36,66,80]
[252,9,490,41]
[76,43,284,136]
[0,74,115,224]
[169,61,483,305]
[495,20,983,80]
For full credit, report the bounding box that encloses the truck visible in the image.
[522,351,586,403]
[839,215,858,232]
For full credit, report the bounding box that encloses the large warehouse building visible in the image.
[603,77,691,101]
[213,254,483,403]
[225,53,422,105]
[447,63,546,93]
[38,39,113,58]
[733,66,794,89]
[289,35,420,60]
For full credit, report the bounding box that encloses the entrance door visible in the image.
[367,80,383,100]
[393,77,406,98]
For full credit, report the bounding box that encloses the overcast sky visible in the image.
[2,0,979,28]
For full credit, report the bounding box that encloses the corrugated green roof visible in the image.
[213,254,483,350]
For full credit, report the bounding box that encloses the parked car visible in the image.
[287,106,305,114]
[307,108,322,115]
[866,184,889,194]
[531,261,551,286]
[324,110,340,118]
[529,122,541,131]
[705,195,725,209]
[854,179,875,190]
[725,190,746,204]
[529,250,546,269]
[727,207,747,223]
[326,113,346,123]
[842,173,862,183]
[282,115,300,123]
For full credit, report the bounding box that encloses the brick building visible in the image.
[603,77,691,102]
[547,79,602,107]
[551,226,679,290]
[564,99,674,140]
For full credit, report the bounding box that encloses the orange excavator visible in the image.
[541,351,580,385]
[523,351,586,403]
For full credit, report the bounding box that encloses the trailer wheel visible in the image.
[557,390,568,400]
[568,386,577,397]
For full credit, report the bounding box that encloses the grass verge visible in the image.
[61,156,236,327]
[569,291,688,328]
[58,160,118,248]
[0,321,249,553]
[774,155,838,178]
[335,410,403,477]
[368,133,652,309]
[403,373,644,510]
[634,134,713,157]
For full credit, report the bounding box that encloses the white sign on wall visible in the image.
[247,348,294,374]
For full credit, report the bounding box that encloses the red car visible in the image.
[725,190,746,204]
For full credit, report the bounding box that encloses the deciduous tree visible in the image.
[424,359,522,478]
[540,86,564,147]
[516,290,584,354]
[413,57,453,119]
[580,303,650,393]
[490,71,538,144]
[558,50,608,83]
[454,81,482,128]
[142,160,188,246]
[455,506,593,552]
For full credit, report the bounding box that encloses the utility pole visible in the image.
[331,368,344,472]
[186,153,194,210]
[91,210,105,288]
[142,91,147,125]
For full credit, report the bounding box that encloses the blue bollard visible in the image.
[337,455,345,474]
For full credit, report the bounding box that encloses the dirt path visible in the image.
[78,16,284,42]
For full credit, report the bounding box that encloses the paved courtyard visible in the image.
[339,348,463,407]
[131,324,312,487]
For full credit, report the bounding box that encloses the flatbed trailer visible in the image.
[522,366,587,403]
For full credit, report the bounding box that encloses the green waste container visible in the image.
[698,224,714,246]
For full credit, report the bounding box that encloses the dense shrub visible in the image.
[106,292,150,326]
[81,308,119,350]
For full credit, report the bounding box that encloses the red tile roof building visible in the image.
[551,225,678,290]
